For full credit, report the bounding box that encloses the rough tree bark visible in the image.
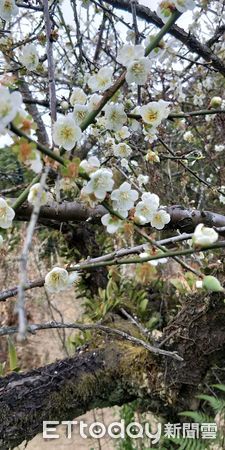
[15,202,225,235]
[0,293,225,449]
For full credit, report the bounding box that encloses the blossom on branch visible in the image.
[104,103,127,131]
[134,193,159,224]
[82,168,114,201]
[150,209,171,230]
[101,213,123,234]
[140,100,170,127]
[113,142,132,158]
[44,267,80,293]
[111,182,138,217]
[27,183,48,207]
[79,156,100,175]
[126,57,151,85]
[53,114,82,151]
[70,88,87,106]
[0,0,18,21]
[88,67,113,92]
[20,44,39,71]
[192,223,218,247]
[0,86,22,132]
[0,197,15,229]
[117,44,145,67]
[174,0,195,13]
[73,104,89,125]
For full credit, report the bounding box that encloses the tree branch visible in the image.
[1,295,225,447]
[14,201,225,234]
[101,0,225,76]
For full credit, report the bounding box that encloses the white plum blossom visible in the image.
[137,174,149,186]
[27,150,43,174]
[20,44,39,71]
[126,29,136,43]
[53,114,82,151]
[157,2,175,23]
[79,156,100,175]
[101,213,123,234]
[117,44,145,67]
[140,251,168,266]
[121,158,130,170]
[27,183,48,207]
[140,100,170,127]
[0,86,22,132]
[115,126,130,141]
[104,103,127,131]
[129,106,141,132]
[83,168,114,200]
[111,182,138,216]
[183,130,194,143]
[192,223,218,247]
[143,129,158,144]
[174,0,195,13]
[73,104,89,125]
[44,267,80,293]
[215,144,224,152]
[145,150,160,163]
[0,0,18,21]
[113,142,132,158]
[88,67,113,92]
[126,57,151,85]
[0,197,15,229]
[134,193,159,224]
[150,209,170,230]
[196,279,203,289]
[70,87,87,106]
[87,93,102,111]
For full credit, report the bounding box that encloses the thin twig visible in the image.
[0,320,183,361]
[15,168,49,340]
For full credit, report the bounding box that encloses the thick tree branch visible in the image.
[0,295,225,448]
[15,201,225,234]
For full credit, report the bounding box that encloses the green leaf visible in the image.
[179,411,212,424]
[213,384,225,393]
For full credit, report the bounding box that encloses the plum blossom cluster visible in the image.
[117,44,151,85]
[157,0,195,23]
[44,267,80,293]
[134,193,170,230]
[69,88,103,128]
[81,168,114,203]
[101,190,171,234]
[0,86,22,133]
